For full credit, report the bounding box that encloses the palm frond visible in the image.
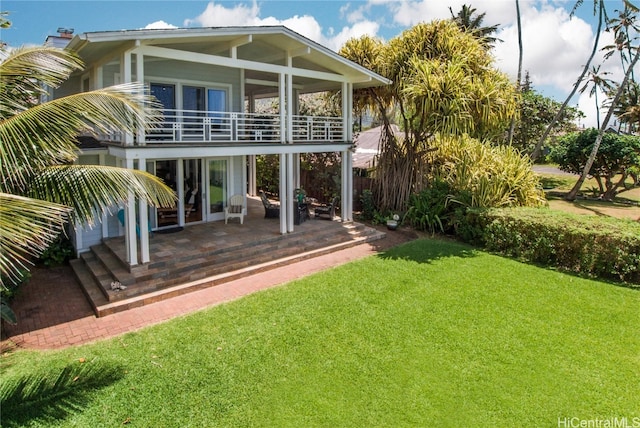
[0,193,70,285]
[25,165,177,226]
[0,46,83,117]
[0,84,163,188]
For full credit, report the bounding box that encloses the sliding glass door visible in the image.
[207,159,228,221]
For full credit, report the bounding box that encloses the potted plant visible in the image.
[386,214,400,230]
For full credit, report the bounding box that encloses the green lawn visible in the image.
[2,239,639,427]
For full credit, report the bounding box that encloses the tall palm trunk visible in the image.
[565,47,640,201]
[507,0,523,145]
[531,0,605,161]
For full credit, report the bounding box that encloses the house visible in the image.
[50,26,390,267]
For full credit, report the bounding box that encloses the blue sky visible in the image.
[1,0,636,127]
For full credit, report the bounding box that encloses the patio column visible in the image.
[138,158,150,264]
[279,73,286,143]
[177,159,185,227]
[135,49,146,145]
[293,153,301,190]
[286,73,293,143]
[121,50,134,146]
[286,153,295,232]
[279,153,288,234]
[341,150,353,222]
[124,158,138,266]
[248,155,256,196]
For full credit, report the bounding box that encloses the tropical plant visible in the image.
[531,0,610,161]
[565,46,640,200]
[512,73,582,153]
[507,0,524,145]
[579,65,615,129]
[340,21,518,213]
[449,4,501,48]
[551,128,640,199]
[429,135,546,209]
[404,180,456,234]
[603,1,639,83]
[0,45,176,320]
[607,79,640,134]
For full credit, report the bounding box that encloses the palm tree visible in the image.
[449,4,501,48]
[508,0,524,144]
[609,81,640,133]
[565,47,640,200]
[604,1,639,82]
[531,0,609,161]
[578,65,615,129]
[0,46,176,320]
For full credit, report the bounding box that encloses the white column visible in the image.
[293,153,301,190]
[279,73,286,143]
[346,150,353,221]
[121,51,134,146]
[138,158,150,263]
[286,153,295,232]
[135,50,146,145]
[125,158,138,266]
[279,153,288,234]
[346,82,353,142]
[286,73,293,144]
[248,155,256,196]
[342,81,349,142]
[341,151,349,223]
[177,159,185,227]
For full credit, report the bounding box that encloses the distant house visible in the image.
[48,26,389,267]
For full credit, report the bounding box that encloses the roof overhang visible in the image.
[66,26,390,90]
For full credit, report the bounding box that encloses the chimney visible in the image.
[57,27,74,39]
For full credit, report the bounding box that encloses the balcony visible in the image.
[105,110,346,145]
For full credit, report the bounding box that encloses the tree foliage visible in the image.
[340,20,518,212]
[0,45,176,291]
[449,3,501,48]
[512,73,582,153]
[550,128,640,199]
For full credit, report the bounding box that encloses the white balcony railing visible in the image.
[135,109,344,144]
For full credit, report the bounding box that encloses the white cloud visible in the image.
[183,1,260,27]
[143,20,178,30]
[182,1,380,52]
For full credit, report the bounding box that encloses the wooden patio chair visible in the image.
[224,194,245,224]
[259,191,280,218]
[314,196,338,219]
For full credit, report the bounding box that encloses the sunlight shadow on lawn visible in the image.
[377,237,477,264]
[1,359,124,427]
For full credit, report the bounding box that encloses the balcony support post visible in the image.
[136,49,145,145]
[279,153,288,234]
[138,157,150,264]
[124,158,138,266]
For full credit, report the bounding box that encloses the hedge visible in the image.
[461,208,640,284]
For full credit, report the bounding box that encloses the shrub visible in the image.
[464,208,640,283]
[549,128,640,200]
[38,234,74,267]
[404,180,457,234]
[429,135,547,208]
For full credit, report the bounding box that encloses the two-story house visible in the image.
[52,26,389,268]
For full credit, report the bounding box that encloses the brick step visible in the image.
[73,221,386,316]
[92,233,380,317]
[70,258,109,312]
[103,225,371,301]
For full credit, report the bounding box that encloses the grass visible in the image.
[535,166,639,220]
[2,239,639,427]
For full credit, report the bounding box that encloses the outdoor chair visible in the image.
[224,194,245,224]
[314,196,338,219]
[259,191,280,218]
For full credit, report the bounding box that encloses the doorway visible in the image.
[207,159,228,221]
